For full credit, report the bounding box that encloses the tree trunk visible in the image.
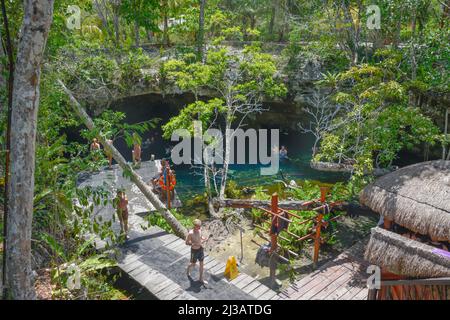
[7,0,54,300]
[58,80,188,239]
[409,8,417,107]
[1,0,14,299]
[197,0,206,62]
[440,0,450,28]
[219,113,232,199]
[134,19,140,46]
[146,28,153,43]
[113,9,120,44]
[94,0,114,40]
[268,2,276,37]
[163,9,169,47]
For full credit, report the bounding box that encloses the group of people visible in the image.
[89,135,142,170]
[149,159,176,202]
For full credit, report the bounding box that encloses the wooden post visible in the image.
[269,193,278,286]
[314,187,328,268]
[240,228,244,262]
[270,193,279,252]
[166,171,171,209]
[313,212,323,268]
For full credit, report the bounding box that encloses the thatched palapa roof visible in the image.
[360,160,450,241]
[365,227,450,278]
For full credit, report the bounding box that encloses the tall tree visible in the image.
[6,0,54,299]
[197,0,206,61]
[120,0,159,47]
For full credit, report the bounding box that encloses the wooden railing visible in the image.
[251,189,343,267]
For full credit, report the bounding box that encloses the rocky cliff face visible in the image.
[106,46,330,130]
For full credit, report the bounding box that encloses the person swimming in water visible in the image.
[279,146,288,160]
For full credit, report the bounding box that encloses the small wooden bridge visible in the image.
[77,160,370,300]
[77,160,279,300]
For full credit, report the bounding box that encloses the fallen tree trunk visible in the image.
[58,79,188,239]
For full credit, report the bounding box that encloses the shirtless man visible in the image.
[186,219,209,285]
[132,133,142,166]
[115,190,129,239]
[105,139,113,169]
[90,138,101,161]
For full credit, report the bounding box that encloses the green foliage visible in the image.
[145,209,194,232]
[120,0,160,31]
[224,180,243,199]
[84,109,159,147]
[314,52,442,179]
[162,98,225,139]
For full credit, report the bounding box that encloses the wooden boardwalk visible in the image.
[115,225,279,300]
[278,240,370,300]
[77,161,279,300]
[77,161,370,300]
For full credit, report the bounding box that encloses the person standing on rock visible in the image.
[186,219,209,285]
[132,133,142,167]
[115,190,129,240]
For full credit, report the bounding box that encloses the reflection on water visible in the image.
[103,93,349,202]
[173,156,348,202]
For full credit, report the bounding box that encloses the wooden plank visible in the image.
[298,267,349,300]
[338,286,365,300]
[134,268,159,285]
[352,288,369,300]
[159,233,180,246]
[209,262,226,275]
[270,295,281,300]
[324,282,356,300]
[144,272,169,291]
[204,258,221,270]
[157,282,181,299]
[310,269,354,300]
[165,287,186,300]
[121,260,145,274]
[291,264,347,300]
[258,289,278,300]
[129,264,151,280]
[242,281,260,294]
[174,292,198,300]
[230,274,247,285]
[249,284,271,299]
[117,253,141,266]
[151,278,174,294]
[235,275,254,289]
[170,241,188,252]
[166,239,186,251]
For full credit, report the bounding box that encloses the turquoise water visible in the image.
[173,154,348,202]
[106,94,349,202]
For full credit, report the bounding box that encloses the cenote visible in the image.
[108,92,349,203]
